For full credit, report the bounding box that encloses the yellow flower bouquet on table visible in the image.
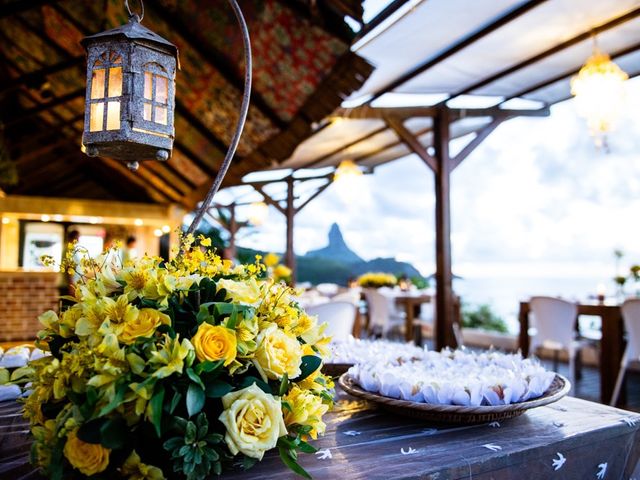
[357,272,397,289]
[25,235,333,479]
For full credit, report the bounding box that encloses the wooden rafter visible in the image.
[449,117,506,172]
[0,56,83,95]
[0,0,60,19]
[450,6,640,100]
[366,0,546,103]
[384,115,437,172]
[144,0,286,130]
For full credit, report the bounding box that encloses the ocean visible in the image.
[453,275,631,334]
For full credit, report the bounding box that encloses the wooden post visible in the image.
[228,203,237,260]
[433,107,456,350]
[285,176,296,284]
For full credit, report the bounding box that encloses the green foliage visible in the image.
[461,303,508,333]
[410,276,429,289]
[163,413,226,480]
[276,427,317,479]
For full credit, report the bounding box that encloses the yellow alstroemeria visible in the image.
[120,450,165,480]
[283,386,329,440]
[148,335,194,379]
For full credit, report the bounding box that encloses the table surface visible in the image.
[3,391,640,480]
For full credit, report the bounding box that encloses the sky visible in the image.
[213,75,640,283]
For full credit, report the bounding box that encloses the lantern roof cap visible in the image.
[81,16,177,57]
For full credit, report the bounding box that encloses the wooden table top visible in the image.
[4,391,639,479]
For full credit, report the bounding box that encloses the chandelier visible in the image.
[333,159,362,183]
[570,44,628,148]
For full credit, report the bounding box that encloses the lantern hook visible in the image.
[186,0,252,236]
[124,0,144,22]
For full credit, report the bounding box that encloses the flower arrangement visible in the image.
[263,252,292,284]
[24,235,333,479]
[357,272,397,289]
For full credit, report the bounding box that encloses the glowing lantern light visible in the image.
[333,159,362,183]
[571,45,628,147]
[248,201,269,226]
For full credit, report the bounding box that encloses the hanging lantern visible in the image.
[570,45,628,147]
[333,159,362,183]
[81,3,178,166]
[248,201,269,226]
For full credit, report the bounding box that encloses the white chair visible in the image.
[332,289,361,305]
[529,296,587,385]
[316,283,340,296]
[610,299,640,406]
[306,301,356,343]
[363,289,405,338]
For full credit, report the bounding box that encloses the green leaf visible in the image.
[186,367,205,390]
[195,359,224,375]
[77,418,107,444]
[99,417,128,449]
[242,455,258,470]
[168,391,182,415]
[186,384,205,417]
[98,381,128,416]
[185,421,197,444]
[226,307,239,330]
[278,373,289,397]
[294,355,322,382]
[278,446,312,479]
[281,400,292,413]
[298,440,317,454]
[238,376,272,394]
[163,437,184,451]
[204,380,233,398]
[149,384,166,437]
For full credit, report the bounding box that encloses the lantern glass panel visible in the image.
[143,103,152,121]
[144,72,153,100]
[90,103,104,131]
[90,69,105,99]
[156,76,168,103]
[108,67,122,97]
[106,101,121,130]
[155,106,167,125]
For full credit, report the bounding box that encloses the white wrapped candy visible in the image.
[0,346,30,369]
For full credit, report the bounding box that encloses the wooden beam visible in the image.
[385,115,437,172]
[503,41,640,103]
[339,105,549,120]
[251,185,286,215]
[450,117,506,171]
[0,0,60,18]
[285,176,296,284]
[295,180,332,213]
[100,158,171,205]
[367,0,546,103]
[5,88,84,126]
[433,107,456,350]
[0,56,83,95]
[14,138,72,165]
[144,0,286,130]
[353,0,411,45]
[298,125,388,169]
[175,103,228,157]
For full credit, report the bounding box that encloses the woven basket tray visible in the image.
[322,363,353,377]
[338,373,570,424]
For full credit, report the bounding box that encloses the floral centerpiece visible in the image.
[24,235,333,479]
[357,272,397,289]
[263,252,292,285]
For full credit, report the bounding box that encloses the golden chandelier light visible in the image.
[333,159,363,183]
[570,44,628,147]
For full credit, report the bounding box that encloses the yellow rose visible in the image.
[263,252,280,268]
[283,386,329,439]
[63,428,110,476]
[218,384,287,459]
[253,324,302,381]
[191,323,237,366]
[119,309,170,344]
[217,278,262,305]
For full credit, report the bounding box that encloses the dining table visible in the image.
[2,389,639,479]
[518,300,624,405]
[394,293,432,342]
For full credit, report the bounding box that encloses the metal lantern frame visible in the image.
[81,13,178,164]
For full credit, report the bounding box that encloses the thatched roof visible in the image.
[0,0,373,208]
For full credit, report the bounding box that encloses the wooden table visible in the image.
[518,300,625,404]
[5,393,639,479]
[395,294,431,342]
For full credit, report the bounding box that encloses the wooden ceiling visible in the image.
[0,0,373,209]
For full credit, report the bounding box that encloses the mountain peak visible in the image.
[305,223,363,264]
